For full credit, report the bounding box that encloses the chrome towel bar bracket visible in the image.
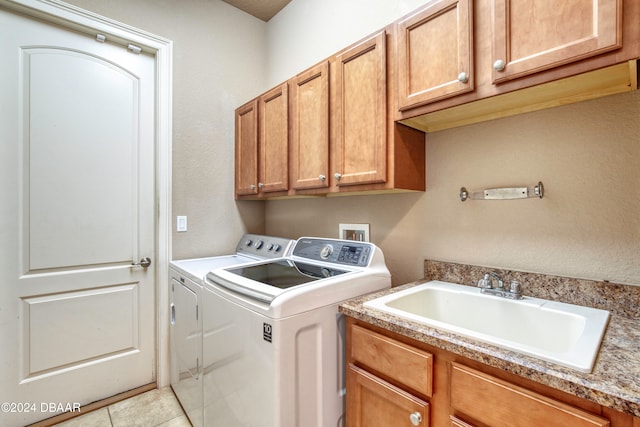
[460,181,544,202]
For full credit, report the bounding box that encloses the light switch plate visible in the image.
[177,216,187,232]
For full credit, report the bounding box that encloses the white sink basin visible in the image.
[364,281,610,372]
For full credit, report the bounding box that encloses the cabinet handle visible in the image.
[409,411,422,426]
[493,59,506,72]
[457,71,469,83]
[258,182,264,189]
[318,174,326,182]
[250,184,256,191]
[334,173,342,181]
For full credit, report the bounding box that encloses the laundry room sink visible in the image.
[363,281,610,372]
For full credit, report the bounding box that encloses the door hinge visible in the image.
[127,43,142,54]
[196,305,199,321]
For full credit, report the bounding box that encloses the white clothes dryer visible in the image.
[169,234,294,427]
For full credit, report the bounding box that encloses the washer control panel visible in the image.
[236,234,294,259]
[293,238,373,267]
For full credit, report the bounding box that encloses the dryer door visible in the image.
[170,276,203,427]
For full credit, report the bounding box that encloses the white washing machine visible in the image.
[203,237,391,427]
[169,234,294,427]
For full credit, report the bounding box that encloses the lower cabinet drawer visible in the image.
[450,363,610,427]
[350,324,433,397]
[347,364,429,427]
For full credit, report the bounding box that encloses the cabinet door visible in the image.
[492,0,622,83]
[347,364,429,427]
[235,99,258,196]
[291,61,330,190]
[396,0,473,110]
[333,31,387,187]
[258,83,289,193]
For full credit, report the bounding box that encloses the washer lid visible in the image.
[225,259,348,289]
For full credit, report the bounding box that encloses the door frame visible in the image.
[0,0,173,388]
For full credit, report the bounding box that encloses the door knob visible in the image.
[131,257,152,268]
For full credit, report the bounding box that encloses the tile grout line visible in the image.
[107,404,115,427]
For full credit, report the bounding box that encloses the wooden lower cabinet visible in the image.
[450,363,609,427]
[347,364,429,427]
[346,316,637,427]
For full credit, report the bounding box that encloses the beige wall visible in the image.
[66,0,267,259]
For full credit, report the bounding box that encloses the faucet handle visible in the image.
[477,273,492,289]
[509,280,522,297]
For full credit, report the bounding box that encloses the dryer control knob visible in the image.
[255,240,264,249]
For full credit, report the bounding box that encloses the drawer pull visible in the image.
[409,411,422,426]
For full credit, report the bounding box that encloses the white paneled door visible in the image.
[0,7,156,426]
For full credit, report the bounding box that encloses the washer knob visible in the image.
[244,239,253,247]
[320,245,333,259]
[255,240,264,249]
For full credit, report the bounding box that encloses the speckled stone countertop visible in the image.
[339,260,640,418]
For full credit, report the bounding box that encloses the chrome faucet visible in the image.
[477,272,523,299]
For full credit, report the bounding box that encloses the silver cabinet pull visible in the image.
[318,174,326,182]
[458,71,469,83]
[493,59,506,71]
[409,411,422,426]
[170,303,175,325]
[249,184,256,191]
[334,173,342,181]
[131,257,152,268]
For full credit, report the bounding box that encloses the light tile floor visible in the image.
[54,387,191,427]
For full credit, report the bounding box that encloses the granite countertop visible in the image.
[340,277,640,418]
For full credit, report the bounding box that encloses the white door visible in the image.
[0,7,156,426]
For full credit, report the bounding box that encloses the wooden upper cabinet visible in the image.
[290,61,330,191]
[258,83,289,194]
[235,99,258,197]
[333,31,387,187]
[396,0,473,110]
[491,0,623,83]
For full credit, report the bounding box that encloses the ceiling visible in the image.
[222,0,292,22]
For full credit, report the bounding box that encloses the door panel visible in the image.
[333,31,387,187]
[290,61,330,190]
[396,0,473,109]
[0,7,156,426]
[26,48,138,270]
[492,0,622,83]
[22,284,138,375]
[235,100,259,196]
[259,83,289,193]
